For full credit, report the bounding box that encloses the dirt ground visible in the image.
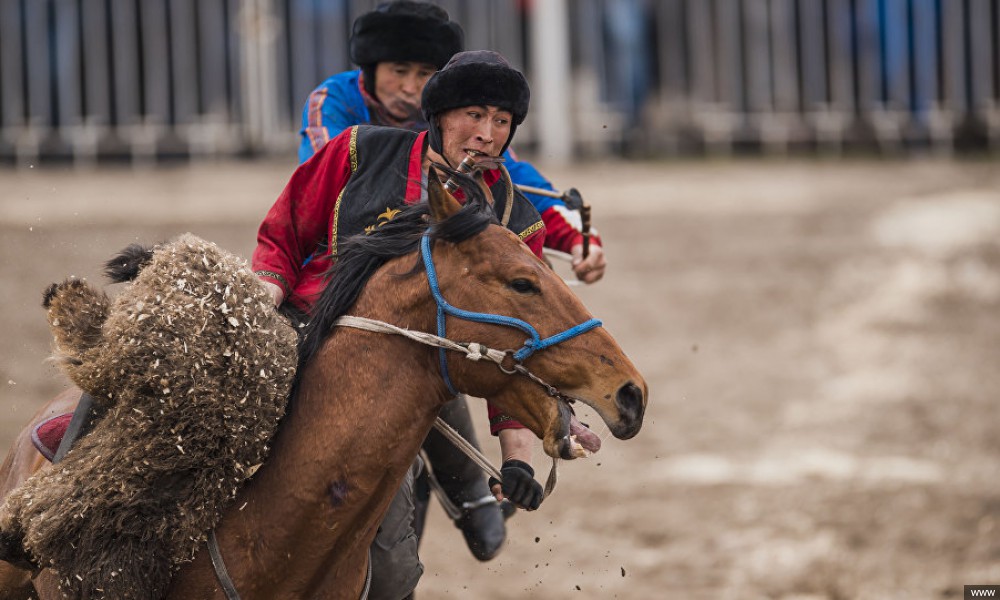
[2,157,999,599]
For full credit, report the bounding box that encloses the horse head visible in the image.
[418,170,647,459]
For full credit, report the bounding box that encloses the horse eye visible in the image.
[508,278,539,294]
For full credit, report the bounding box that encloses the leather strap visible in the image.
[207,531,372,600]
[208,529,241,600]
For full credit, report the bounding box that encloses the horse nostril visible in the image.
[615,382,644,423]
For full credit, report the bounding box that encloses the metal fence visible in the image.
[1,0,998,165]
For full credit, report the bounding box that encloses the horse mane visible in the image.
[104,243,156,283]
[298,168,497,369]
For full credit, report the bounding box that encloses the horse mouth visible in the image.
[556,400,602,459]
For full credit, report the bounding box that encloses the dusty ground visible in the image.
[1,158,999,599]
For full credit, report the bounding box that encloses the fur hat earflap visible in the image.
[350,1,463,70]
[422,50,530,156]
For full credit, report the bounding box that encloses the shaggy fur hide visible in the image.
[0,233,298,599]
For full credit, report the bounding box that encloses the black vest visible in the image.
[328,125,543,258]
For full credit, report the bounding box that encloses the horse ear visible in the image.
[427,166,463,221]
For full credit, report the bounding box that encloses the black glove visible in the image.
[489,459,543,511]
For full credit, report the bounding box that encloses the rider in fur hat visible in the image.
[294,0,606,569]
[256,48,564,600]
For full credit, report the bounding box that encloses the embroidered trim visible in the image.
[306,88,330,153]
[349,126,359,173]
[254,270,289,291]
[490,414,517,427]
[518,220,544,240]
[330,187,345,258]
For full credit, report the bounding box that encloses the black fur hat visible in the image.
[350,1,463,70]
[422,50,531,156]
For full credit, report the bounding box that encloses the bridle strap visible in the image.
[206,532,372,600]
[208,529,240,600]
[420,234,602,394]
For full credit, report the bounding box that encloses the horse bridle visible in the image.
[419,233,602,396]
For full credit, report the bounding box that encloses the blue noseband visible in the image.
[421,234,602,395]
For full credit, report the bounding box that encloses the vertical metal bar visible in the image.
[911,0,937,115]
[140,0,170,125]
[316,0,350,79]
[941,0,966,112]
[686,0,716,104]
[854,0,880,114]
[54,0,81,131]
[170,0,199,125]
[289,0,318,115]
[826,0,854,115]
[656,0,686,101]
[111,0,141,128]
[744,0,771,113]
[24,0,51,129]
[967,0,992,112]
[464,0,491,50]
[491,0,522,68]
[81,0,112,128]
[198,0,228,117]
[770,0,799,113]
[798,0,828,110]
[882,0,910,111]
[0,0,26,131]
[531,0,572,163]
[715,0,744,112]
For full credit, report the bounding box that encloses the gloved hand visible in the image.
[488,459,543,511]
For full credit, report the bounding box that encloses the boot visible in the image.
[421,396,506,561]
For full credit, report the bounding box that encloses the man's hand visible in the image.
[489,459,543,511]
[262,281,284,307]
[571,242,606,284]
[491,428,543,510]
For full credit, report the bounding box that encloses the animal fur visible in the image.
[0,233,298,599]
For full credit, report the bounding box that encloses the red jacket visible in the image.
[254,126,551,433]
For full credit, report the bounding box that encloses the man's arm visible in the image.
[490,427,544,511]
[254,129,356,303]
[504,150,606,283]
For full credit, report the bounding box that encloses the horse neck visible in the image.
[215,261,448,596]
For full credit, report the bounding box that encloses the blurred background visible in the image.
[2,1,1000,599]
[2,0,1000,164]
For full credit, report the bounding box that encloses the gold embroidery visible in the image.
[330,188,345,257]
[364,207,403,234]
[254,270,289,291]
[518,220,544,240]
[349,126,359,172]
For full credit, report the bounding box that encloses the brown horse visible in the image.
[0,172,647,599]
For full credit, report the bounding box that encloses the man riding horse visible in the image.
[294,0,606,567]
[254,49,577,600]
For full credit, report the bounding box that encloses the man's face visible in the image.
[437,105,513,167]
[374,61,436,119]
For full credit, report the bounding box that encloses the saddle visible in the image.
[30,413,72,463]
